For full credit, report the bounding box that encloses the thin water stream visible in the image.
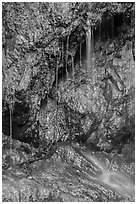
[71,143,135,199]
[86,24,94,72]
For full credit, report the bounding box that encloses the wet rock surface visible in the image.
[2,38,135,201]
[2,3,135,202]
[2,138,135,202]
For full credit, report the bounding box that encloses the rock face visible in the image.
[37,39,134,158]
[2,3,135,202]
[48,38,134,158]
[2,36,135,160]
[2,141,135,202]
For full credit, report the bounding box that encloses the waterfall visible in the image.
[86,26,91,72]
[80,42,82,67]
[86,26,94,72]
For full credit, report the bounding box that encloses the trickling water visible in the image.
[62,41,64,62]
[86,26,94,72]
[66,35,69,78]
[99,19,101,41]
[80,42,82,67]
[71,55,75,81]
[72,144,135,199]
[86,25,91,72]
[83,153,135,198]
